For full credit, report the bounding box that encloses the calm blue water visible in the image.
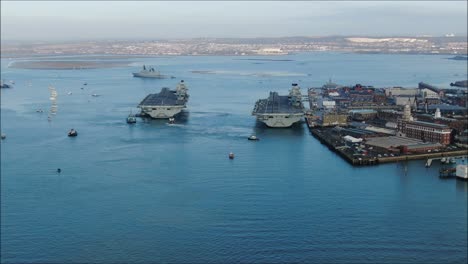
[1,53,467,263]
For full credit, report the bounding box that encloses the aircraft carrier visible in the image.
[252,83,305,127]
[138,80,188,118]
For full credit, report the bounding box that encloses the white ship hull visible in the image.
[140,105,185,118]
[255,113,303,127]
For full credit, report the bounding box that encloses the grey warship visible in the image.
[138,80,188,118]
[133,65,175,79]
[252,83,305,127]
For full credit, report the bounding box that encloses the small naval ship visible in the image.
[132,65,174,79]
[252,83,305,127]
[138,80,189,118]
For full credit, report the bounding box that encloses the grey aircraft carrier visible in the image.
[138,80,189,118]
[252,83,305,127]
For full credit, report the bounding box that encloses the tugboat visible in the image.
[68,129,78,137]
[248,135,259,141]
[127,114,137,124]
[229,152,235,159]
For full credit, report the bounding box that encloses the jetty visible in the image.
[308,122,468,167]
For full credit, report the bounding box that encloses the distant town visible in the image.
[1,35,467,57]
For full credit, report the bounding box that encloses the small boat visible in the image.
[450,158,456,164]
[68,92,72,95]
[441,157,446,163]
[1,133,6,139]
[36,109,44,113]
[248,135,259,141]
[229,152,235,159]
[168,117,175,124]
[0,80,11,88]
[83,82,88,85]
[127,115,137,124]
[91,94,100,97]
[68,129,78,137]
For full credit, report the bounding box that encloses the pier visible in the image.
[307,119,468,167]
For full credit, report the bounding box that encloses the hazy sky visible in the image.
[1,1,467,41]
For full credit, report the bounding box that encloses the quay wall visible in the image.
[307,121,468,166]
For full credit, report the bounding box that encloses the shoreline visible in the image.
[7,60,133,70]
[2,51,467,60]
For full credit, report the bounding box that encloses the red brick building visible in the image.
[398,120,452,145]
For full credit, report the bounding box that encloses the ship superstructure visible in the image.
[252,83,305,127]
[132,65,174,79]
[138,80,189,118]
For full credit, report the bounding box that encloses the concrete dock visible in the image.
[307,119,468,166]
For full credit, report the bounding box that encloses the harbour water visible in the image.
[1,53,467,263]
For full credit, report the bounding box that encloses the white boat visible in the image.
[248,135,259,141]
[48,86,58,120]
[49,86,58,100]
[441,157,447,163]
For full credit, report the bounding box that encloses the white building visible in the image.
[255,48,288,55]
[394,96,417,107]
[320,98,336,109]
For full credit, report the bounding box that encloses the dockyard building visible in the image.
[397,120,452,145]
